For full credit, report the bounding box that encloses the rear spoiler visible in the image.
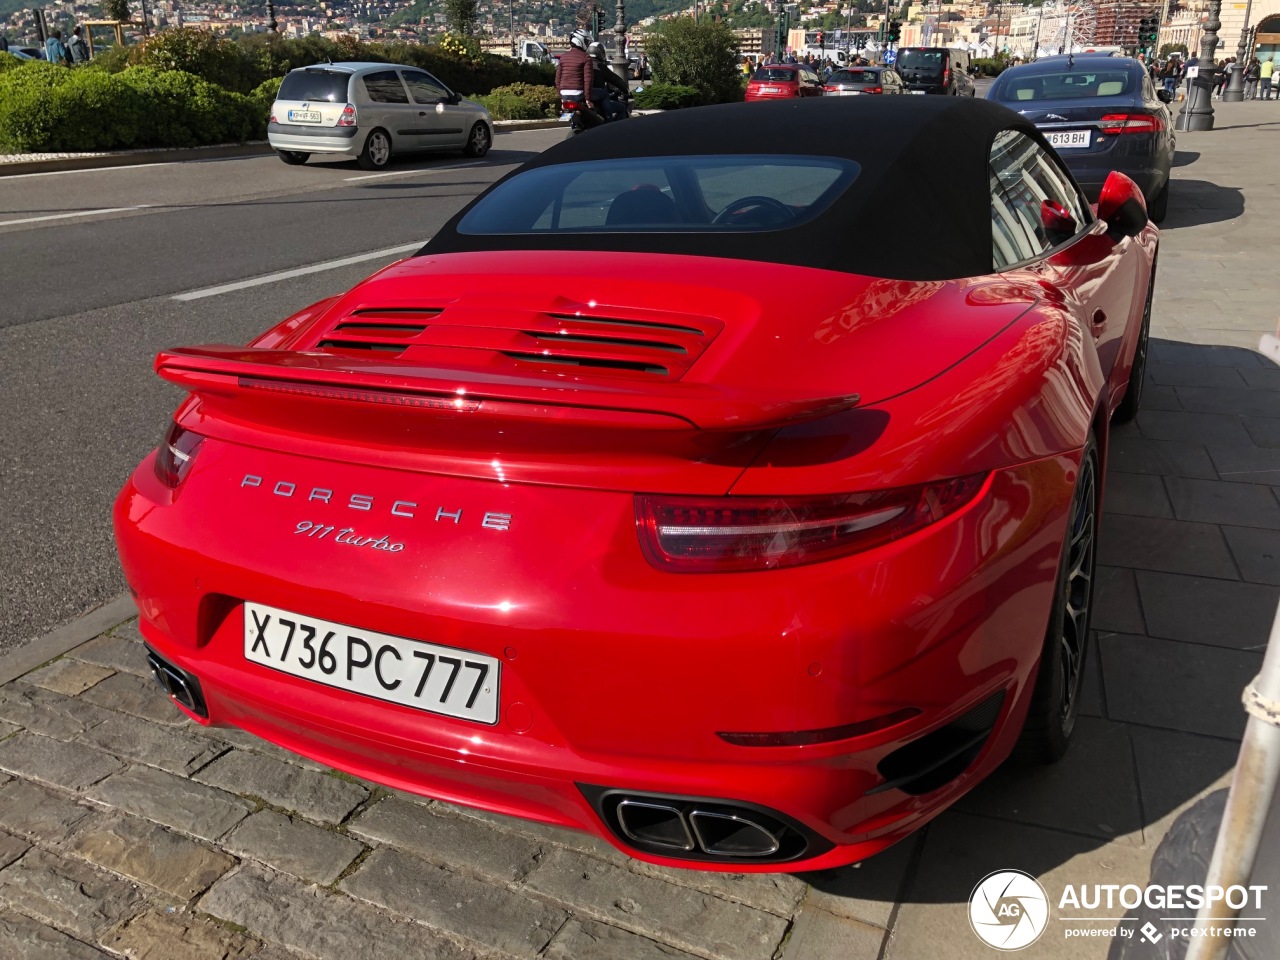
[156,345,859,432]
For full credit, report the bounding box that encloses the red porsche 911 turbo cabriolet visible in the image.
[115,97,1157,872]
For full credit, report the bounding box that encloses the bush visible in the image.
[971,57,1008,77]
[632,82,702,110]
[127,28,250,92]
[118,67,262,146]
[0,52,23,74]
[88,44,132,74]
[478,82,559,117]
[644,17,742,105]
[250,75,283,114]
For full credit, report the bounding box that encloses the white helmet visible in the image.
[587,41,606,60]
[570,28,590,50]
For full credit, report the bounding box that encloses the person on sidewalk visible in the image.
[1261,57,1275,100]
[1160,56,1180,96]
[67,26,88,65]
[1245,57,1260,99]
[43,29,70,66]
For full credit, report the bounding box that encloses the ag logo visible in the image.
[969,870,1049,950]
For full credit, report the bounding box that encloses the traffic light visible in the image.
[591,6,601,36]
[777,10,790,54]
[887,19,901,44]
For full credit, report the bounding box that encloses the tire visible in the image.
[1113,261,1155,423]
[276,150,309,166]
[1148,177,1169,223]
[357,129,392,171]
[1014,434,1099,764]
[463,122,491,158]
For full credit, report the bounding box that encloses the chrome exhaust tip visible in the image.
[688,809,781,857]
[145,647,208,718]
[616,800,695,852]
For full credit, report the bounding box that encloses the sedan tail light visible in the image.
[867,87,883,94]
[635,474,988,573]
[337,103,358,126]
[1099,112,1163,134]
[154,423,204,489]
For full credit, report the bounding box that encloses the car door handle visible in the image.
[418,111,427,116]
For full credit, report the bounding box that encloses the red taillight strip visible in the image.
[657,505,906,539]
[719,707,922,747]
[1099,112,1163,134]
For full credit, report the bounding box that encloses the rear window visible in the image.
[829,70,879,83]
[277,70,350,103]
[457,155,859,235]
[996,69,1137,101]
[896,50,946,71]
[752,67,798,82]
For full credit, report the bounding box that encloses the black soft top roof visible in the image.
[423,96,1049,280]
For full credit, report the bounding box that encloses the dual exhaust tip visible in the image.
[145,646,209,719]
[617,799,782,857]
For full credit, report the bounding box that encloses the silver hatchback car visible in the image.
[268,62,495,169]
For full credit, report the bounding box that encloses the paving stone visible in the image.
[0,833,26,875]
[0,733,123,791]
[0,685,112,741]
[1164,476,1280,529]
[349,796,540,884]
[1099,634,1260,740]
[1130,725,1240,844]
[68,631,151,677]
[66,811,235,900]
[23,660,114,697]
[1136,571,1280,649]
[437,799,630,865]
[1100,472,1173,518]
[100,908,259,960]
[1244,416,1280,449]
[204,725,328,772]
[780,907,882,960]
[1097,514,1238,579]
[1237,366,1280,390]
[800,833,921,930]
[1206,443,1280,484]
[1106,433,1218,480]
[223,811,362,885]
[0,780,91,843]
[628,859,808,919]
[1174,385,1280,418]
[1138,384,1180,412]
[86,764,252,841]
[1092,566,1147,635]
[195,750,367,824]
[543,918,700,960]
[200,864,478,960]
[1148,363,1249,388]
[1149,341,1264,368]
[0,847,145,941]
[78,672,187,725]
[341,847,566,958]
[0,907,113,960]
[76,712,225,777]
[1078,638,1106,719]
[1136,410,1253,445]
[954,717,1142,843]
[523,846,787,960]
[1222,525,1280,585]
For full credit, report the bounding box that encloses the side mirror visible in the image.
[1096,170,1149,238]
[1040,199,1078,241]
[1156,88,1173,103]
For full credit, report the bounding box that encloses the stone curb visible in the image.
[0,593,137,685]
[0,119,566,177]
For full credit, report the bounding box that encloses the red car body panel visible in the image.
[115,198,1157,869]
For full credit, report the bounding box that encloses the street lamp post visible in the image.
[1033,1,1045,59]
[609,0,627,85]
[1176,0,1221,130]
[1222,0,1253,100]
[266,0,277,32]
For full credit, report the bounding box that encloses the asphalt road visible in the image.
[0,128,564,653]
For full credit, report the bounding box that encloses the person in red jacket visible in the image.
[556,29,602,129]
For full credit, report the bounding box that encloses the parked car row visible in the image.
[746,47,977,101]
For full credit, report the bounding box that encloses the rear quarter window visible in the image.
[277,71,350,103]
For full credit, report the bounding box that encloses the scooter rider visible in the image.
[588,41,629,121]
[556,29,602,129]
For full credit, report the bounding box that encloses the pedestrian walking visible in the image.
[1245,57,1260,99]
[67,26,88,64]
[43,29,70,66]
[1160,56,1180,96]
[1261,57,1275,100]
[1215,59,1232,99]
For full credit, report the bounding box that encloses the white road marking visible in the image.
[343,167,446,182]
[0,204,152,226]
[171,240,427,301]
[0,163,176,181]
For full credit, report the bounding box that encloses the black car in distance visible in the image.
[895,47,976,96]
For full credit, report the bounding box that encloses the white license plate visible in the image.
[760,86,781,93]
[288,110,323,124]
[1046,129,1091,149]
[559,111,572,122]
[910,90,926,95]
[244,602,500,725]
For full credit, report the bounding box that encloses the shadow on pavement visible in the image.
[1159,179,1244,230]
[1172,150,1200,167]
[802,339,1278,924]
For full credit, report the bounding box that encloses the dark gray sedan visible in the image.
[987,55,1175,221]
[822,67,905,96]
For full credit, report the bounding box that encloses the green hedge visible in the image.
[971,58,1008,77]
[0,62,264,152]
[0,52,25,74]
[475,83,559,120]
[633,82,703,110]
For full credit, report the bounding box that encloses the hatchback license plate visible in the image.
[244,602,500,724]
[288,110,323,123]
[1046,129,1091,149]
[760,86,781,93]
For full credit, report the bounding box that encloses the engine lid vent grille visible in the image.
[315,306,443,354]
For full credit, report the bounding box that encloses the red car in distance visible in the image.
[115,98,1157,872]
[745,63,824,100]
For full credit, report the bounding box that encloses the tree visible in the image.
[1159,42,1188,58]
[105,0,131,22]
[445,0,479,36]
[645,17,741,104]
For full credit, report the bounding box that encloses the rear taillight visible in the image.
[824,85,837,92]
[867,87,883,94]
[1099,112,1163,134]
[337,103,357,126]
[942,67,950,88]
[635,474,988,573]
[154,422,204,489]
[269,109,278,124]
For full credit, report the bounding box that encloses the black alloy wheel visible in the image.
[1113,260,1155,423]
[1015,435,1100,763]
[277,150,309,166]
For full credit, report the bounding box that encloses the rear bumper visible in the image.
[115,447,1077,871]
[267,124,363,156]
